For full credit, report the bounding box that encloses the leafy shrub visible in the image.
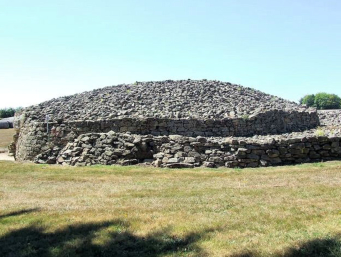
[299,93,341,110]
[300,94,315,107]
[314,93,341,110]
[0,107,21,118]
[0,108,15,118]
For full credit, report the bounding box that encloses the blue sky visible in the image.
[1,0,340,108]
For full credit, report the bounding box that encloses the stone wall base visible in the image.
[33,132,341,168]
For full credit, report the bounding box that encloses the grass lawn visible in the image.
[0,128,15,149]
[1,161,341,256]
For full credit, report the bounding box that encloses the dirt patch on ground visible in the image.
[0,152,14,161]
[0,129,15,161]
[0,128,15,148]
[0,148,14,161]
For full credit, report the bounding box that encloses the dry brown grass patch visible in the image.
[0,128,15,149]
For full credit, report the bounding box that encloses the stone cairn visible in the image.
[11,79,341,168]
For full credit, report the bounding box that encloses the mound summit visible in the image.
[25,79,304,122]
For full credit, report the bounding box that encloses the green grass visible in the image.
[1,161,341,256]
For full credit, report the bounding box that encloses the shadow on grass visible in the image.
[232,234,341,257]
[0,217,212,257]
[0,208,41,219]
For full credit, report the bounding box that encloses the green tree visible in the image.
[0,107,21,118]
[299,94,315,107]
[314,93,341,110]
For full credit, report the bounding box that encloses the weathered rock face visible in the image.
[33,130,341,168]
[13,79,324,166]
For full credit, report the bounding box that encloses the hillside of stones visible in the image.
[23,80,305,122]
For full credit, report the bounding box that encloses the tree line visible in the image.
[0,107,22,119]
[300,93,341,110]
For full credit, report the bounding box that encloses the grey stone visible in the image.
[247,153,260,160]
[153,153,164,159]
[81,136,90,142]
[121,159,138,166]
[203,162,215,168]
[105,150,113,156]
[166,163,194,168]
[167,157,180,163]
[184,157,195,163]
[267,149,280,158]
[153,159,162,167]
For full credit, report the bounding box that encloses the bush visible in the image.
[300,94,315,107]
[0,107,21,118]
[299,93,341,110]
[314,93,341,110]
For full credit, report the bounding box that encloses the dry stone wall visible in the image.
[15,109,319,162]
[33,130,341,168]
[318,110,341,126]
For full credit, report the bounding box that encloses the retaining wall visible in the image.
[15,109,319,161]
[33,131,341,168]
[318,110,341,126]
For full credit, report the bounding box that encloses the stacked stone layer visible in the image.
[15,109,319,162]
[33,128,341,168]
[318,110,341,126]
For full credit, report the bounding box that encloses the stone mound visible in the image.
[24,79,305,122]
[13,79,326,167]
